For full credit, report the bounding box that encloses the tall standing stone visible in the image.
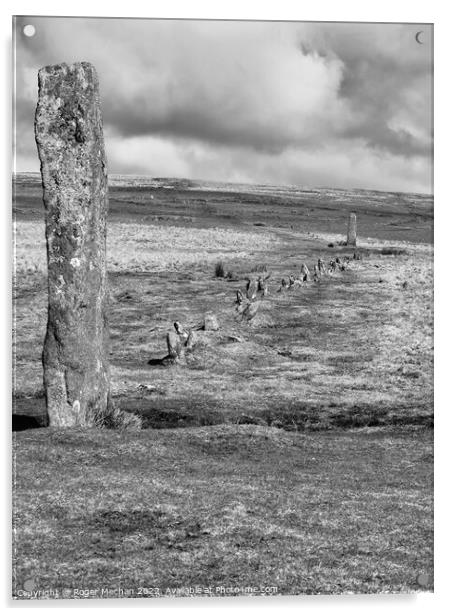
[35,62,110,427]
[347,212,357,246]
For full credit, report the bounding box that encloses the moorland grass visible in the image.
[12,178,434,597]
[13,424,433,597]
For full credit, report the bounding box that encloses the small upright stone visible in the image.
[166,331,183,362]
[246,278,258,300]
[241,302,259,323]
[203,312,220,331]
[278,278,288,292]
[347,212,357,246]
[35,62,110,427]
[185,330,197,351]
[300,263,310,282]
[174,321,189,343]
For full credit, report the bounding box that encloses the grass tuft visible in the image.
[251,263,268,273]
[381,247,408,256]
[93,405,143,431]
[214,261,225,278]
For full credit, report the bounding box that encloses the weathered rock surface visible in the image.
[203,312,220,331]
[35,62,110,427]
[166,331,183,362]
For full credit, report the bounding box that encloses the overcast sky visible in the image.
[14,17,433,193]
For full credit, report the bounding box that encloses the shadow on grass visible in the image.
[114,396,433,432]
[12,414,45,431]
[147,356,169,367]
[118,396,225,429]
[12,394,433,433]
[13,394,48,431]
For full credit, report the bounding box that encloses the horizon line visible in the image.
[12,171,434,198]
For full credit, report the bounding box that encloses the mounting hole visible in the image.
[23,24,36,37]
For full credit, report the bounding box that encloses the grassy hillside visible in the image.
[12,174,433,597]
[14,221,433,431]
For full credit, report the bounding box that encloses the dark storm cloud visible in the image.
[14,19,347,152]
[13,17,433,192]
[294,23,432,157]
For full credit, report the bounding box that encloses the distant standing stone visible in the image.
[35,62,110,427]
[347,212,357,246]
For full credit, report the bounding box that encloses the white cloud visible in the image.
[14,17,433,192]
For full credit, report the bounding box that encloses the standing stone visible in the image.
[300,263,310,282]
[185,330,197,351]
[246,278,258,300]
[203,312,220,331]
[166,331,182,362]
[347,212,357,246]
[35,62,110,427]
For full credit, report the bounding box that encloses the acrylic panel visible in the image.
[12,16,433,599]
